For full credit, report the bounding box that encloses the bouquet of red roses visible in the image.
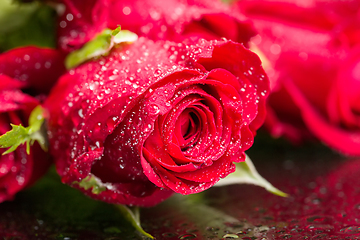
[4,0,360,238]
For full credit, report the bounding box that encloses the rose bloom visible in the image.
[0,46,64,202]
[44,37,269,206]
[236,0,360,155]
[56,0,255,52]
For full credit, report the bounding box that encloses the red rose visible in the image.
[56,0,255,52]
[44,37,269,206]
[236,0,360,155]
[0,46,65,202]
[0,78,50,203]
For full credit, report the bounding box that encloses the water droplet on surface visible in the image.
[340,226,360,234]
[162,232,178,238]
[179,233,197,239]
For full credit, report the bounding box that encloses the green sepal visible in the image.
[65,26,138,69]
[28,105,48,152]
[115,205,154,239]
[0,105,48,155]
[215,154,288,197]
[0,124,30,155]
[72,175,106,195]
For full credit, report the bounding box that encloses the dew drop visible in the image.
[60,21,67,28]
[154,69,162,76]
[66,13,74,21]
[122,6,131,15]
[179,233,197,239]
[78,109,84,118]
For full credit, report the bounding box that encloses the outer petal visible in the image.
[284,77,360,156]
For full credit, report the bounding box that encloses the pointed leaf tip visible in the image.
[214,154,288,197]
[111,26,121,36]
[115,205,154,239]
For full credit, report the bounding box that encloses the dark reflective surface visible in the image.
[1,135,360,239]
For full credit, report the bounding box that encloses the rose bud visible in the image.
[236,0,360,155]
[44,34,269,207]
[56,0,255,52]
[0,78,50,203]
[0,46,65,202]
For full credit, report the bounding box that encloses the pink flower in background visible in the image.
[44,37,269,206]
[108,0,255,44]
[56,0,255,52]
[236,0,360,155]
[57,0,111,52]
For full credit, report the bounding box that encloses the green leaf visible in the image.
[0,105,48,155]
[72,175,107,195]
[0,124,30,155]
[115,205,154,239]
[65,27,138,69]
[113,29,139,44]
[214,154,288,197]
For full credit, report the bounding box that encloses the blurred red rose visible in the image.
[56,0,111,52]
[0,80,49,203]
[236,0,360,155]
[0,46,66,95]
[108,0,255,44]
[56,0,255,52]
[44,37,269,206]
[0,46,65,202]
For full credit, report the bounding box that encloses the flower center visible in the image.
[177,109,200,151]
[181,111,198,140]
